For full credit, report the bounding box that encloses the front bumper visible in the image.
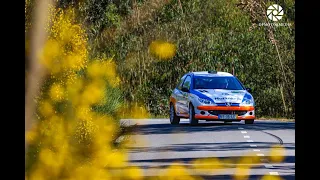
[194,105,255,120]
[197,106,254,111]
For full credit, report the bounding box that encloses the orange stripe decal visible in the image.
[195,115,218,119]
[170,97,177,104]
[197,106,254,111]
[237,115,255,120]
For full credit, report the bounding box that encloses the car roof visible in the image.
[190,71,234,77]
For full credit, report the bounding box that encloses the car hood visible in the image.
[193,89,248,104]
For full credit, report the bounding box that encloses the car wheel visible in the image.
[245,120,254,124]
[189,104,198,125]
[170,104,180,125]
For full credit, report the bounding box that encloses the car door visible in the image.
[179,75,192,115]
[173,75,186,115]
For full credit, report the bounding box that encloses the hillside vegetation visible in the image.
[26,0,295,118]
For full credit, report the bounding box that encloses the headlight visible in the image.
[242,99,253,105]
[198,97,216,105]
[240,94,254,106]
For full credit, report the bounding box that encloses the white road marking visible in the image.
[247,140,254,142]
[238,127,244,130]
[264,164,273,168]
[250,145,257,147]
[256,153,265,156]
[269,172,279,175]
[253,149,260,152]
[244,136,250,138]
[241,131,247,134]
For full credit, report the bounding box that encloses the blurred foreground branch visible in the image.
[25,0,55,152]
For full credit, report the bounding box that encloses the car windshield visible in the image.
[193,76,244,90]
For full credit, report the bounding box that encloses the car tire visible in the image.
[189,104,198,125]
[245,120,254,124]
[170,104,180,125]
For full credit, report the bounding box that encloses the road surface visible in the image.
[121,119,295,179]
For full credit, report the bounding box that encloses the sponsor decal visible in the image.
[214,97,242,101]
[231,91,242,94]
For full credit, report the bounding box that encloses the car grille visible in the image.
[216,103,240,106]
[208,110,247,116]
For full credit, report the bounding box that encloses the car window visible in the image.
[177,75,186,90]
[193,76,244,90]
[182,75,192,90]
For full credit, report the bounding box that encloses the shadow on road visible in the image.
[198,174,295,180]
[132,121,295,135]
[125,120,295,179]
[128,142,295,153]
[129,155,295,164]
[127,156,295,180]
[127,155,295,180]
[140,174,295,180]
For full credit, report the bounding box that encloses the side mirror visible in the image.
[246,88,252,93]
[181,87,189,92]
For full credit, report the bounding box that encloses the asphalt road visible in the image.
[121,119,295,180]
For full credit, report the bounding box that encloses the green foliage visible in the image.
[92,84,124,118]
[27,0,295,118]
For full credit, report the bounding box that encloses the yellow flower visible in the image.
[92,148,112,168]
[149,40,176,60]
[29,166,46,180]
[237,153,260,168]
[70,165,112,180]
[39,39,61,71]
[125,166,144,180]
[161,162,194,180]
[87,60,105,78]
[108,76,121,87]
[80,81,105,105]
[260,175,283,180]
[106,151,128,168]
[75,105,93,120]
[39,148,56,166]
[130,104,150,119]
[38,115,65,149]
[26,125,38,145]
[73,118,98,148]
[233,166,250,180]
[268,145,286,163]
[192,157,224,174]
[117,103,150,119]
[64,54,87,71]
[66,75,84,104]
[38,148,64,177]
[92,117,115,150]
[38,100,54,117]
[51,63,62,74]
[43,7,88,74]
[49,83,65,102]
[95,115,115,134]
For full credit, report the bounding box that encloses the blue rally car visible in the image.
[169,71,255,125]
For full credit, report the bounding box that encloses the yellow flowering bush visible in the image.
[40,8,88,74]
[26,6,148,180]
[149,40,177,60]
[160,162,197,180]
